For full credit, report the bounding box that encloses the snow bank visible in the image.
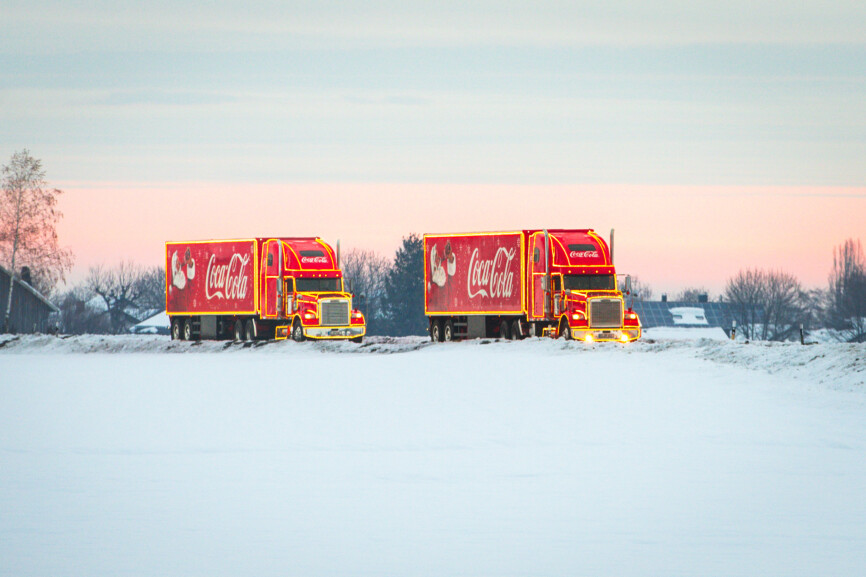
[2,333,863,390]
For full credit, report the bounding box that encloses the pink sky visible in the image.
[58,182,864,297]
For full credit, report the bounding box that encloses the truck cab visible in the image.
[529,230,640,342]
[259,237,365,342]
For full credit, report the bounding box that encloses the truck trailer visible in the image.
[165,237,365,342]
[423,229,641,342]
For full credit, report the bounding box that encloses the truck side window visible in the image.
[553,276,561,291]
[285,278,295,293]
[267,253,273,266]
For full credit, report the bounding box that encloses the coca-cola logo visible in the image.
[467,247,516,299]
[206,253,250,300]
[301,256,328,264]
[570,251,599,259]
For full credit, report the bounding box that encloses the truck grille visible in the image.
[589,299,623,328]
[320,300,350,326]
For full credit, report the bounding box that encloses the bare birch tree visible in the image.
[1,149,73,332]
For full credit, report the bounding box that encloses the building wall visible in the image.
[0,268,56,333]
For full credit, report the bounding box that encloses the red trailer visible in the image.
[424,229,641,342]
[165,237,365,342]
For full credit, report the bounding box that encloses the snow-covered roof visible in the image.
[0,264,60,312]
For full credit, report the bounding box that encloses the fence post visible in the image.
[731,319,737,341]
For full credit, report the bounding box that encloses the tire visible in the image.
[499,320,510,340]
[183,318,194,341]
[431,320,442,342]
[233,319,244,342]
[245,319,258,341]
[512,319,524,340]
[351,336,363,344]
[292,319,305,342]
[560,319,571,340]
[443,319,454,342]
[171,318,183,340]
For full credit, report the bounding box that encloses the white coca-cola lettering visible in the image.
[467,247,516,299]
[570,250,599,259]
[301,256,328,264]
[206,253,250,300]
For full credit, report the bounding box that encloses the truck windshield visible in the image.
[296,277,342,292]
[564,274,615,291]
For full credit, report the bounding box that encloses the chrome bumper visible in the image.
[570,328,641,342]
[303,325,366,339]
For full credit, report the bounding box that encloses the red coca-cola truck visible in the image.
[165,237,365,342]
[424,229,641,342]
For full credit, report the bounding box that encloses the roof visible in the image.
[0,264,60,312]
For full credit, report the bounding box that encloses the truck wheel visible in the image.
[559,319,571,340]
[245,319,258,341]
[431,320,442,342]
[183,318,194,341]
[233,319,244,342]
[443,319,454,342]
[351,336,363,344]
[499,320,510,340]
[171,318,183,340]
[292,319,305,342]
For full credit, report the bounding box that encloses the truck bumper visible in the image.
[303,325,366,340]
[570,327,641,342]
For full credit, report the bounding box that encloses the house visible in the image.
[0,265,60,333]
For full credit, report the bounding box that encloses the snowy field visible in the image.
[1,335,865,576]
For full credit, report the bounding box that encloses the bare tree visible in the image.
[724,268,807,341]
[56,286,110,335]
[341,248,389,335]
[1,149,73,332]
[618,276,653,300]
[828,238,866,342]
[87,262,146,334]
[134,266,166,313]
[725,269,765,340]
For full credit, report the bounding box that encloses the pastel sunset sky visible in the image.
[2,1,864,296]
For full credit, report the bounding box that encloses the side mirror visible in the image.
[625,275,632,296]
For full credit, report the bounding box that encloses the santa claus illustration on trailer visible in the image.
[170,247,196,291]
[428,239,457,308]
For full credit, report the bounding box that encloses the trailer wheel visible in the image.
[171,318,183,341]
[499,320,510,340]
[292,319,305,342]
[443,319,454,342]
[233,319,244,342]
[245,319,258,341]
[431,319,442,342]
[183,318,194,341]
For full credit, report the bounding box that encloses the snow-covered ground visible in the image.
[2,335,865,576]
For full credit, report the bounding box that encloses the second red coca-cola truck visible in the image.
[165,237,365,342]
[424,229,641,342]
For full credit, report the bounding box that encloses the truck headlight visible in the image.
[304,313,316,320]
[352,311,364,319]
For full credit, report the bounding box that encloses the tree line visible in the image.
[3,149,864,341]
